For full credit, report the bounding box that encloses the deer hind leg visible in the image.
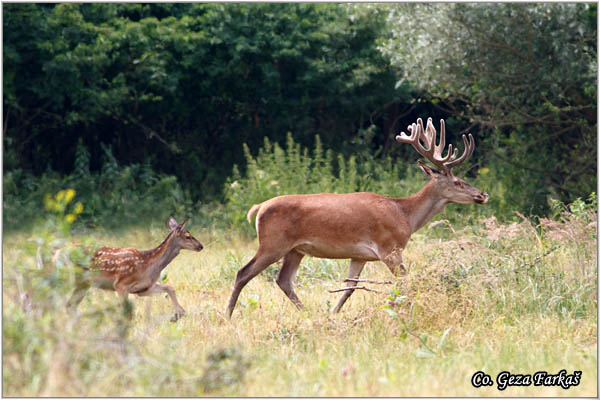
[112,281,135,321]
[333,259,367,313]
[276,250,305,310]
[226,248,287,318]
[144,296,153,323]
[137,283,186,322]
[66,282,90,311]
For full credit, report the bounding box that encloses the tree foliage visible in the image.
[3,3,597,221]
[3,3,403,200]
[380,3,597,208]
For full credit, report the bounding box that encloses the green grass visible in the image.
[2,208,597,397]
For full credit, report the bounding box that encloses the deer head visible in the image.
[167,217,204,252]
[396,117,489,205]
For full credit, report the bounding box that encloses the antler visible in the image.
[395,117,474,172]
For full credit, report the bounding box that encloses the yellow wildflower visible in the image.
[65,214,76,223]
[64,189,76,204]
[73,202,84,214]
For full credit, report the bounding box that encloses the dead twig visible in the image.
[328,286,384,294]
[343,278,394,285]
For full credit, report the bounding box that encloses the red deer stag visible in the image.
[226,117,489,318]
[67,217,203,322]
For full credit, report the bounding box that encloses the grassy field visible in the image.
[2,209,597,397]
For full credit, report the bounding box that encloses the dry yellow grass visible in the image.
[2,213,597,396]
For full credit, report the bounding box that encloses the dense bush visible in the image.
[5,129,593,235]
[3,141,194,232]
[3,3,595,228]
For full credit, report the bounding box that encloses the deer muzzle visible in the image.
[475,192,489,205]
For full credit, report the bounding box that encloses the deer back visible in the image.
[91,246,145,275]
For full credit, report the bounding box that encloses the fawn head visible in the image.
[168,217,204,251]
[396,117,489,205]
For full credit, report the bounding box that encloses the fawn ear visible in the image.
[418,160,441,178]
[168,217,178,231]
[178,218,189,230]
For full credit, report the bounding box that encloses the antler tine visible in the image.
[409,118,449,171]
[396,118,475,172]
[432,118,455,163]
[395,120,419,144]
[396,118,443,169]
[433,118,446,158]
[444,133,475,169]
[436,119,465,165]
[424,117,435,148]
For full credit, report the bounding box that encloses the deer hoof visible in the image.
[398,264,407,276]
[170,308,186,322]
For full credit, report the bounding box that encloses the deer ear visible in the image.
[418,161,440,178]
[168,217,178,231]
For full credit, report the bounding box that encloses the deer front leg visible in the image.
[137,283,186,322]
[382,248,406,277]
[333,259,367,313]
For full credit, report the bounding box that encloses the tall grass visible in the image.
[2,189,596,396]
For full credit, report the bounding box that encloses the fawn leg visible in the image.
[66,282,90,311]
[137,283,186,322]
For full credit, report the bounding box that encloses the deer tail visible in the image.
[246,203,263,223]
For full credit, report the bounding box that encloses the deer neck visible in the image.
[143,232,181,274]
[398,180,447,234]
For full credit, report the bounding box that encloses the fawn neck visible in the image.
[142,231,182,273]
[397,180,447,234]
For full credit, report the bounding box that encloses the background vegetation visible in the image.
[4,3,596,231]
[3,3,597,397]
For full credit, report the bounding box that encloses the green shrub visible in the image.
[3,144,194,232]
